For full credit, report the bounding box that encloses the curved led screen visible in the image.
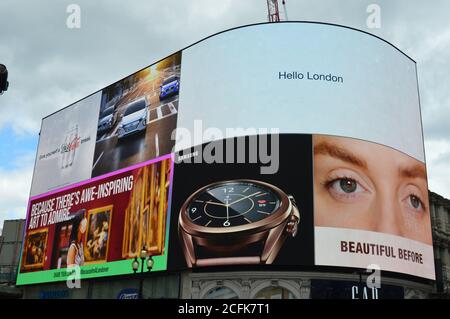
[17,22,434,286]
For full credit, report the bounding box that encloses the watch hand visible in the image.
[195,198,228,207]
[223,199,231,227]
[201,192,230,207]
[226,198,229,221]
[205,200,228,207]
[228,191,261,206]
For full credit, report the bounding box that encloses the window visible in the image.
[101,106,114,117]
[203,286,238,299]
[254,286,295,299]
[124,100,146,116]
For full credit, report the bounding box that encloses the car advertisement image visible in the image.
[92,52,181,178]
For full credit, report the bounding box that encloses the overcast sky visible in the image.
[1,0,449,228]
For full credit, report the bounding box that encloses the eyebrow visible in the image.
[314,141,368,169]
[315,141,428,181]
[399,165,427,180]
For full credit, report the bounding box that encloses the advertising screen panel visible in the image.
[29,52,181,197]
[167,133,434,280]
[313,135,434,279]
[17,155,173,285]
[93,52,181,177]
[30,92,101,196]
[167,135,314,270]
[168,22,434,280]
[176,23,424,162]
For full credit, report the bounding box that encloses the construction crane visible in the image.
[266,0,288,22]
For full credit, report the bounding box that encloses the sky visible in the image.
[0,0,449,228]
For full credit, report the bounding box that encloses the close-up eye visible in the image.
[337,179,358,193]
[325,177,367,199]
[321,168,373,203]
[409,195,422,209]
[405,194,425,212]
[400,184,427,214]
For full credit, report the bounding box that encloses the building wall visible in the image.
[22,281,90,299]
[0,219,25,298]
[180,271,431,299]
[429,192,450,296]
[21,274,180,299]
[0,219,25,281]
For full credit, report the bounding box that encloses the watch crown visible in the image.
[285,215,299,237]
[288,195,297,206]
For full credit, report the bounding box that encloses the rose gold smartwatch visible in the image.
[178,179,300,267]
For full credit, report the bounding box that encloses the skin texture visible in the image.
[67,218,87,266]
[314,135,432,245]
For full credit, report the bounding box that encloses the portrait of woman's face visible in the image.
[80,217,87,235]
[313,135,432,245]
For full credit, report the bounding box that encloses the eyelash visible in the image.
[322,176,365,200]
[323,176,356,189]
[324,178,427,212]
[406,192,426,212]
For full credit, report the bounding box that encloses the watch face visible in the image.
[186,181,281,228]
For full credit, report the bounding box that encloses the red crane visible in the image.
[267,0,288,22]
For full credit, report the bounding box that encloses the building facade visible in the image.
[429,192,450,297]
[0,219,25,298]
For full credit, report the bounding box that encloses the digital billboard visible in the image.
[166,134,434,280]
[175,23,424,162]
[29,52,181,197]
[169,22,433,280]
[313,135,434,279]
[18,155,172,285]
[30,92,101,197]
[18,22,434,286]
[92,52,181,177]
[167,135,314,269]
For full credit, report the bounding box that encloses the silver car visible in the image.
[117,97,148,139]
[97,105,117,136]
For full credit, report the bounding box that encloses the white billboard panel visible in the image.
[30,92,101,196]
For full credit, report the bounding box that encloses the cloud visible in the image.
[425,139,450,198]
[0,0,263,136]
[375,2,450,143]
[0,164,34,227]
[1,0,448,138]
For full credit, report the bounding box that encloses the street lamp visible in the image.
[0,64,9,95]
[131,246,154,299]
